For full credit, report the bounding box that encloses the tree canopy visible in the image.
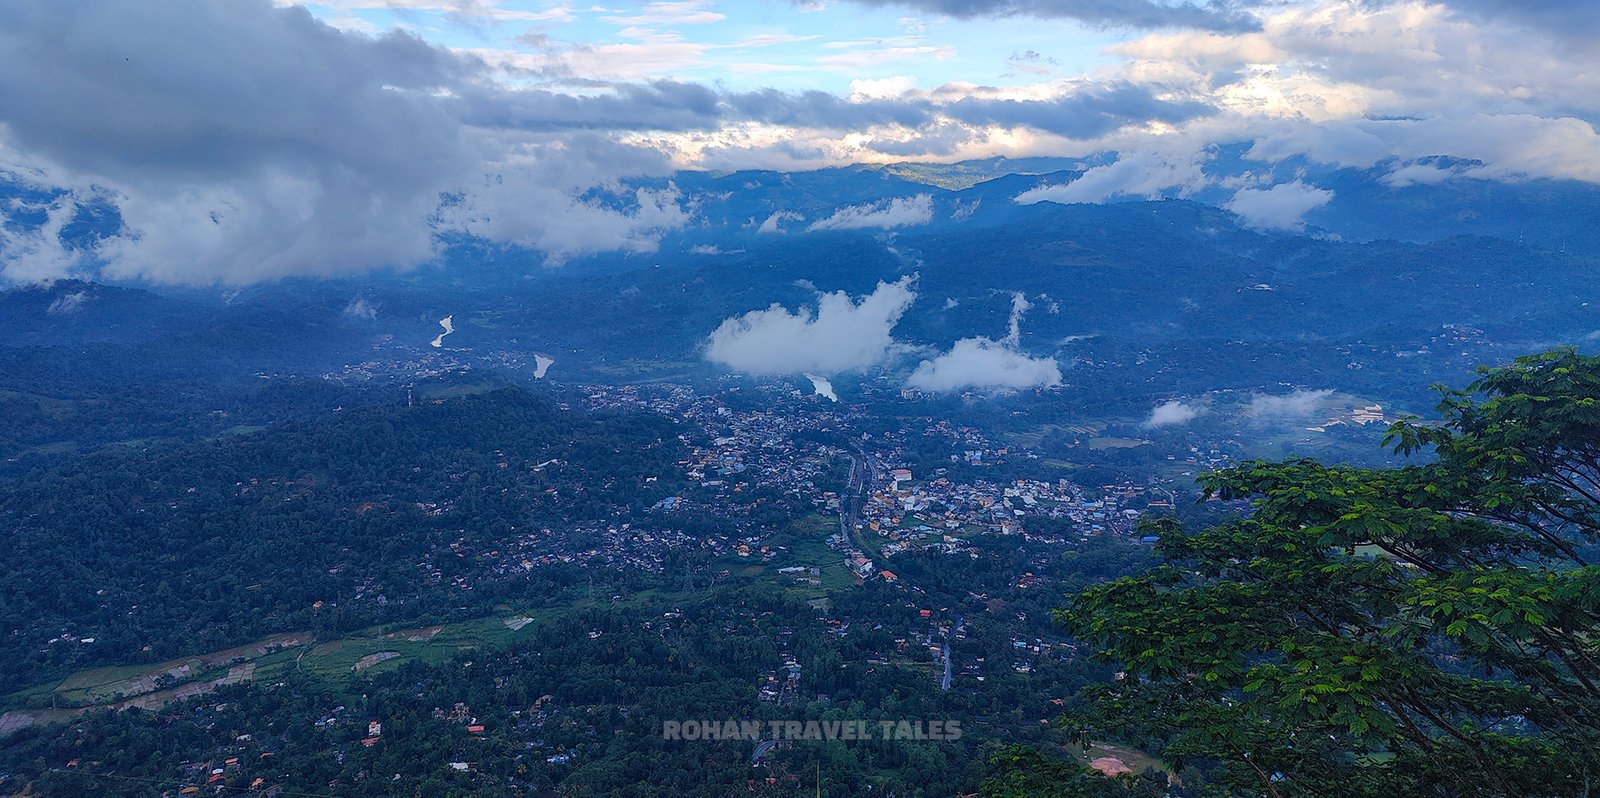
[1062,348,1600,797]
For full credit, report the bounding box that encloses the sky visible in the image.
[294,1,1126,91]
[1,0,1598,284]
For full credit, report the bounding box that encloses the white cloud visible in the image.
[1381,162,1458,187]
[1249,388,1335,417]
[342,297,379,319]
[705,276,917,375]
[807,194,933,231]
[758,210,805,234]
[307,0,574,24]
[9,0,1600,285]
[1146,400,1201,427]
[0,190,90,283]
[1225,180,1333,232]
[0,0,690,285]
[906,338,1062,392]
[849,75,917,101]
[906,292,1061,393]
[46,290,89,315]
[600,1,726,27]
[1014,150,1208,204]
[439,181,691,264]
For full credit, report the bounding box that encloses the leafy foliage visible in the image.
[1062,348,1600,797]
[979,745,1168,798]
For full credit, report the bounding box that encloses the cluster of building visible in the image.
[860,468,1174,559]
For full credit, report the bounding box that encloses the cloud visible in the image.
[0,0,466,283]
[827,0,1261,31]
[907,338,1063,392]
[1381,162,1460,188]
[906,293,1062,393]
[1438,0,1600,39]
[1145,400,1201,427]
[1014,150,1208,204]
[7,0,1600,286]
[0,0,689,284]
[1248,388,1335,417]
[807,194,934,231]
[758,210,805,234]
[850,76,918,101]
[46,290,89,316]
[342,297,379,319]
[944,83,1214,139]
[1225,180,1333,231]
[705,276,917,375]
[717,82,1212,141]
[0,188,93,283]
[439,181,691,263]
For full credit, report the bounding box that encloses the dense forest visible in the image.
[0,388,689,686]
[1,546,1160,796]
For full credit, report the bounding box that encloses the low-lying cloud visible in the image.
[1146,400,1201,427]
[342,297,379,320]
[907,293,1062,393]
[807,194,934,232]
[1226,181,1334,232]
[1014,150,1208,205]
[705,277,917,375]
[757,210,805,234]
[1249,388,1336,417]
[46,290,89,315]
[0,192,88,284]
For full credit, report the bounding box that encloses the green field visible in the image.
[1086,436,1151,450]
[2,510,865,732]
[708,514,857,598]
[1,610,564,721]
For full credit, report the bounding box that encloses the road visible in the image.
[941,617,966,691]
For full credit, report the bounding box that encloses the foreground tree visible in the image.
[1062,348,1600,797]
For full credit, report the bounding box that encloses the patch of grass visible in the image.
[1087,437,1151,451]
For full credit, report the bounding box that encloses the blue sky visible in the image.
[296,1,1123,92]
